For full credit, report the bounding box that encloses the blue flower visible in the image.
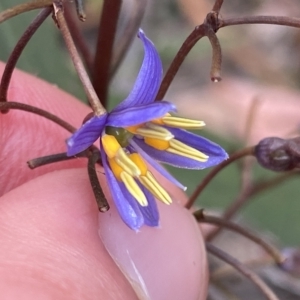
[66,29,228,231]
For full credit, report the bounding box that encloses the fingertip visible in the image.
[0,168,138,300]
[99,185,208,300]
[0,61,92,195]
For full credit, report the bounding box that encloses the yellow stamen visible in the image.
[129,153,147,176]
[144,137,170,150]
[167,139,208,162]
[139,171,172,205]
[115,149,141,177]
[150,118,164,125]
[101,134,121,158]
[136,123,173,141]
[151,113,171,125]
[120,172,148,206]
[102,134,141,176]
[126,124,143,134]
[162,116,205,129]
[108,157,123,181]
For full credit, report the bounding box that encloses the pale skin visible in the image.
[0,62,208,299]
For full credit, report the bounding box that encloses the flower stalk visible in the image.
[53,2,106,116]
[195,210,286,265]
[0,0,52,24]
[0,7,52,111]
[92,0,122,106]
[186,146,255,209]
[207,243,280,300]
[87,149,110,212]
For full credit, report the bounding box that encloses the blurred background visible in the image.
[3,0,300,298]
[1,0,300,248]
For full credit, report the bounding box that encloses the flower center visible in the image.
[105,126,134,147]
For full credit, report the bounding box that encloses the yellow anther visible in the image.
[101,135,121,158]
[108,157,123,181]
[150,118,164,125]
[129,153,148,176]
[151,113,171,125]
[120,172,148,206]
[102,135,141,176]
[115,149,141,177]
[144,137,170,150]
[139,171,172,205]
[168,139,208,162]
[136,123,173,141]
[162,116,205,129]
[126,124,143,134]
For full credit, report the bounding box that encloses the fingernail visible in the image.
[98,200,208,300]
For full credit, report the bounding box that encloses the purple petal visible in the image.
[67,114,107,156]
[134,132,228,169]
[101,148,144,230]
[130,139,186,190]
[168,127,228,158]
[138,184,159,227]
[107,101,175,127]
[114,29,163,111]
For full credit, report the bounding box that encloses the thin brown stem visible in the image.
[156,11,222,100]
[0,0,52,24]
[0,101,76,133]
[53,2,106,116]
[206,28,222,82]
[74,0,86,21]
[225,171,299,219]
[27,152,80,169]
[212,0,224,13]
[207,171,299,240]
[206,243,279,300]
[244,97,261,143]
[92,0,122,107]
[186,146,255,209]
[87,149,109,212]
[110,0,148,78]
[63,4,93,73]
[156,24,206,100]
[219,16,300,29]
[195,211,285,265]
[28,144,100,167]
[0,7,51,113]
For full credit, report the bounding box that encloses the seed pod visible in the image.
[255,137,294,171]
[280,248,300,276]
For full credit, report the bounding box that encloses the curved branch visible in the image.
[63,5,93,73]
[195,211,285,265]
[212,0,224,13]
[206,27,222,82]
[87,149,109,212]
[207,171,299,240]
[219,16,300,29]
[0,0,52,24]
[186,146,255,209]
[0,7,52,110]
[156,24,206,100]
[110,0,148,79]
[92,0,122,107]
[53,2,106,116]
[0,101,76,133]
[207,243,280,300]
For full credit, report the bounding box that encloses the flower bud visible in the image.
[280,248,300,276]
[255,137,294,171]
